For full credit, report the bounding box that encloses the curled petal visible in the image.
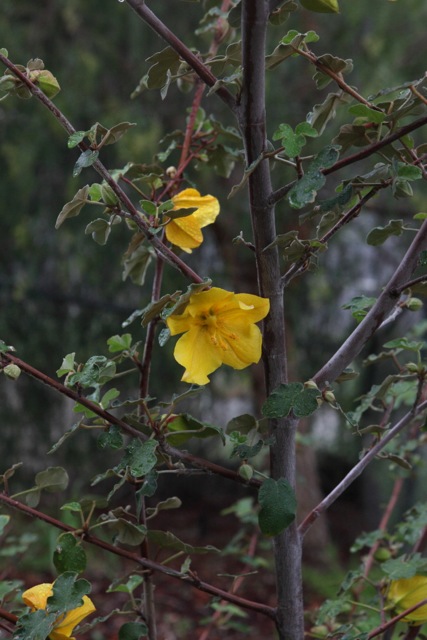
[165,188,220,252]
[174,326,223,385]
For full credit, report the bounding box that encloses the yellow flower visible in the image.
[386,576,427,624]
[165,188,220,253]
[166,287,270,385]
[22,583,95,640]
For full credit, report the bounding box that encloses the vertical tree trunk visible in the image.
[238,2,304,638]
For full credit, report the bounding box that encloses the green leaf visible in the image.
[116,439,158,477]
[226,414,258,433]
[108,575,144,595]
[366,219,405,246]
[288,145,340,208]
[55,186,89,229]
[53,533,87,574]
[299,0,339,13]
[308,91,352,135]
[68,131,87,149]
[84,218,111,245]
[35,467,69,493]
[102,122,136,146]
[313,54,353,90]
[258,478,296,536]
[14,610,57,640]
[56,352,76,377]
[342,295,376,323]
[273,123,306,158]
[0,514,10,534]
[104,518,147,546]
[262,383,320,418]
[73,150,99,177]
[381,554,427,580]
[47,572,91,614]
[119,621,148,640]
[348,104,386,124]
[68,356,116,388]
[0,340,15,353]
[35,70,60,98]
[98,425,124,450]
[136,470,158,499]
[165,414,225,446]
[122,244,154,287]
[147,530,218,554]
[107,334,132,353]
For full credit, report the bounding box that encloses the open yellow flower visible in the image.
[165,188,220,253]
[22,583,95,640]
[166,287,270,385]
[386,576,427,624]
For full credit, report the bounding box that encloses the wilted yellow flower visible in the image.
[22,583,95,640]
[165,188,220,252]
[166,287,270,385]
[386,576,427,624]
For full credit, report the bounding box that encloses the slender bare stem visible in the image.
[313,218,427,388]
[298,400,427,537]
[123,0,236,112]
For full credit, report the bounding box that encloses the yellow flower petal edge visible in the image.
[165,188,220,253]
[166,287,270,385]
[386,576,427,624]
[22,582,95,640]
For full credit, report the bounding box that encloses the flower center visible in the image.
[198,308,237,351]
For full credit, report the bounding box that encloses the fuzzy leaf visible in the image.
[366,219,405,246]
[258,478,296,536]
[55,186,89,229]
[262,382,320,418]
[53,533,87,574]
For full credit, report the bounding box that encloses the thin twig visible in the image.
[268,115,427,206]
[0,52,204,285]
[298,400,427,537]
[0,352,262,488]
[123,0,236,112]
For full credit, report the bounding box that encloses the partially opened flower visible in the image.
[386,576,427,624]
[166,287,270,385]
[22,583,95,640]
[165,188,220,253]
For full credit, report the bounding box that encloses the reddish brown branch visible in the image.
[0,352,261,488]
[0,493,275,621]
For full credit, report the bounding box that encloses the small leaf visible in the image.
[116,439,158,477]
[53,533,87,574]
[348,104,386,124]
[55,186,89,229]
[73,150,99,177]
[57,352,76,377]
[262,382,320,418]
[98,425,124,450]
[119,621,148,639]
[107,334,132,353]
[147,530,218,554]
[85,218,112,245]
[366,219,405,246]
[68,131,87,149]
[35,467,69,492]
[47,572,91,613]
[105,518,147,546]
[258,478,296,536]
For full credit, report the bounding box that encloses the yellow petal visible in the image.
[166,188,220,251]
[174,326,223,385]
[22,583,53,610]
[22,583,95,640]
[172,188,220,228]
[387,576,427,623]
[221,293,270,325]
[54,596,96,636]
[165,216,204,252]
[219,323,263,369]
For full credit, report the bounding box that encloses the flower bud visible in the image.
[406,298,423,311]
[3,364,21,380]
[238,463,254,482]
